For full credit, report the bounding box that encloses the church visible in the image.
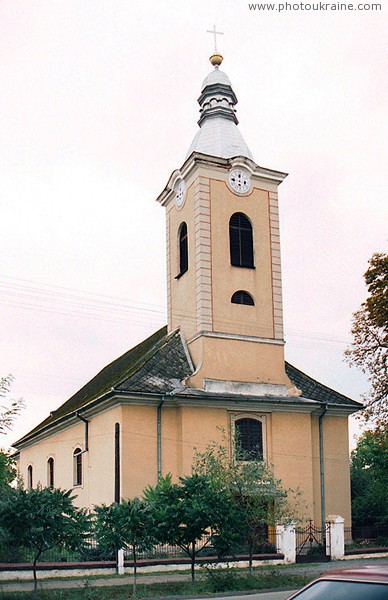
[14,48,361,528]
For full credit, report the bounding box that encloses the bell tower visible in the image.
[157,52,293,395]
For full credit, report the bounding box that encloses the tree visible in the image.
[193,434,302,575]
[0,375,23,491]
[350,428,388,528]
[0,375,24,435]
[345,252,388,429]
[0,450,16,490]
[0,486,89,595]
[94,498,155,597]
[144,473,239,582]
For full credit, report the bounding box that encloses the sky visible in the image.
[0,1,387,451]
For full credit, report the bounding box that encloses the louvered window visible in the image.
[177,222,188,277]
[231,290,255,306]
[47,457,54,489]
[235,418,263,461]
[229,213,254,268]
[73,448,82,486]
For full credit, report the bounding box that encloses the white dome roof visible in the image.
[202,68,232,90]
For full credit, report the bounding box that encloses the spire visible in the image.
[186,45,253,160]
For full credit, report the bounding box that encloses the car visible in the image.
[286,565,388,599]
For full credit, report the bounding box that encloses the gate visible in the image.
[296,520,330,563]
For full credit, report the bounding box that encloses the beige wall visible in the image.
[121,404,158,498]
[210,179,274,339]
[187,335,291,388]
[167,162,289,389]
[18,406,122,508]
[269,412,314,519]
[17,401,353,527]
[168,182,197,340]
[322,415,352,526]
[168,166,281,340]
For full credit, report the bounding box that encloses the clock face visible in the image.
[229,168,251,194]
[175,180,186,208]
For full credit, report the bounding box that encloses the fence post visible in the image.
[276,522,296,564]
[327,515,345,560]
[117,548,125,575]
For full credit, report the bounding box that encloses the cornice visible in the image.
[156,153,288,207]
[188,330,285,346]
[14,389,358,451]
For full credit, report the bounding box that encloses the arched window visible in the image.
[27,464,33,489]
[231,290,255,306]
[177,222,188,277]
[47,457,54,489]
[229,213,254,268]
[73,448,82,486]
[235,418,263,461]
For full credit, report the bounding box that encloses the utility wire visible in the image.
[0,274,351,346]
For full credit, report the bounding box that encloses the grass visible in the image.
[0,570,311,599]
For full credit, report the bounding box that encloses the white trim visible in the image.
[194,176,213,333]
[230,412,268,462]
[188,330,285,345]
[46,455,55,489]
[73,446,83,488]
[204,379,288,397]
[15,393,359,450]
[27,463,33,489]
[156,154,288,207]
[178,329,195,373]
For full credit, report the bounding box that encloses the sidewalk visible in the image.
[1,556,387,594]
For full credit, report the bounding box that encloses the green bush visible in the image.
[204,565,242,592]
[306,543,325,556]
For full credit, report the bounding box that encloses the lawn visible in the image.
[0,570,311,599]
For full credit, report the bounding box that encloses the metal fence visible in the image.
[0,532,280,564]
[0,538,115,564]
[344,525,388,551]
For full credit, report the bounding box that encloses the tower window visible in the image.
[47,457,54,489]
[231,290,255,306]
[229,213,254,268]
[27,464,33,489]
[177,222,188,278]
[73,448,82,487]
[235,418,263,461]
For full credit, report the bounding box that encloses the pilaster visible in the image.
[194,177,213,333]
[269,190,284,340]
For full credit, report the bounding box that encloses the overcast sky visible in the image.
[1,1,387,450]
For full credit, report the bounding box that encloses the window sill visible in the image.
[231,264,256,270]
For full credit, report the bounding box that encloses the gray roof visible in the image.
[285,362,360,407]
[186,66,253,160]
[187,117,253,161]
[14,326,361,447]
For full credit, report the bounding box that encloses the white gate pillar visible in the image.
[276,522,296,564]
[327,515,345,560]
[117,548,125,574]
